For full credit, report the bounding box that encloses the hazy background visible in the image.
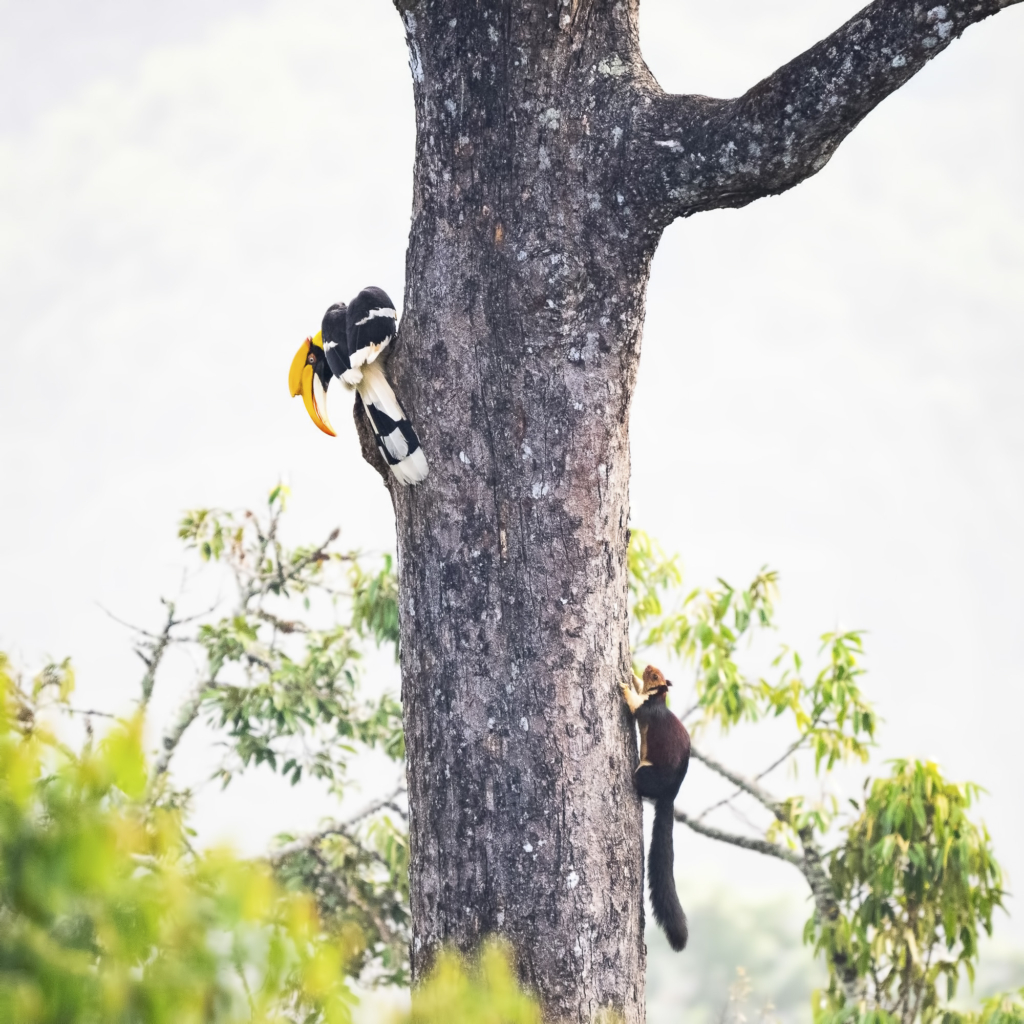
[1,0,1022,1018]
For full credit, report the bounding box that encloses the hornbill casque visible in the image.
[288,286,428,485]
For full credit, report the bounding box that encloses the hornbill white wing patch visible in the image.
[354,307,398,326]
[349,339,390,369]
[347,289,398,370]
[352,306,398,367]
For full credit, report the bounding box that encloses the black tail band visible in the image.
[363,403,421,466]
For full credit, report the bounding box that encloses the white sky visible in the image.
[1,0,1022,981]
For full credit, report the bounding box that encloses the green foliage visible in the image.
[627,530,875,766]
[628,532,1014,1024]
[276,813,411,987]
[811,761,1004,1024]
[171,488,403,793]
[945,989,1024,1024]
[403,941,541,1024]
[6,499,1018,1024]
[33,486,412,988]
[162,492,411,978]
[0,662,356,1024]
[629,527,775,726]
[772,632,877,774]
[350,554,401,655]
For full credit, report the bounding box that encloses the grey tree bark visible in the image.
[354,1,1023,1020]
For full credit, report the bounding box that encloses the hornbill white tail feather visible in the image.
[356,362,429,485]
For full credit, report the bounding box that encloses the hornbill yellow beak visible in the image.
[288,330,336,437]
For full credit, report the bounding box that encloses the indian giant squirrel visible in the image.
[621,665,691,951]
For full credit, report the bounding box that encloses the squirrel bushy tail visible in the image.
[649,795,688,951]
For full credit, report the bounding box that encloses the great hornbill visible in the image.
[288,286,428,485]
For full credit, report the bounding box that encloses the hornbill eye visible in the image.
[288,331,336,437]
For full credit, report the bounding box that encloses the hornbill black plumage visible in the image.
[288,286,428,485]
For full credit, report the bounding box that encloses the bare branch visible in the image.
[244,528,341,607]
[678,699,702,722]
[640,0,1021,221]
[674,807,802,866]
[99,598,218,706]
[268,786,407,865]
[254,609,310,634]
[149,678,217,784]
[97,603,167,641]
[724,799,770,835]
[758,735,808,781]
[689,742,787,821]
[98,598,213,638]
[65,706,117,720]
[140,600,176,704]
[694,791,739,823]
[695,735,808,822]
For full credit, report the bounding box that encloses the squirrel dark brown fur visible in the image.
[621,665,691,951]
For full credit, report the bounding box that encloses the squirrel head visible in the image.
[642,665,672,695]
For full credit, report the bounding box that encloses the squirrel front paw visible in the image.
[620,677,648,715]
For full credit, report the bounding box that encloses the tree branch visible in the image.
[149,678,216,784]
[99,598,217,706]
[689,742,788,821]
[268,786,407,865]
[139,599,176,704]
[695,735,808,822]
[641,0,1021,220]
[684,741,866,1004]
[797,822,867,1004]
[675,807,802,866]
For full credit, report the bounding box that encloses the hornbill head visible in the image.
[288,303,351,437]
[288,329,335,436]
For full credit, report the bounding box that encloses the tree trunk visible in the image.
[367,0,1021,1019]
[391,5,657,1020]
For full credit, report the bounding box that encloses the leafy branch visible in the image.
[104,485,410,985]
[628,530,1008,1022]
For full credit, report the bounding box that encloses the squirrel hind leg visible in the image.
[634,764,680,801]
